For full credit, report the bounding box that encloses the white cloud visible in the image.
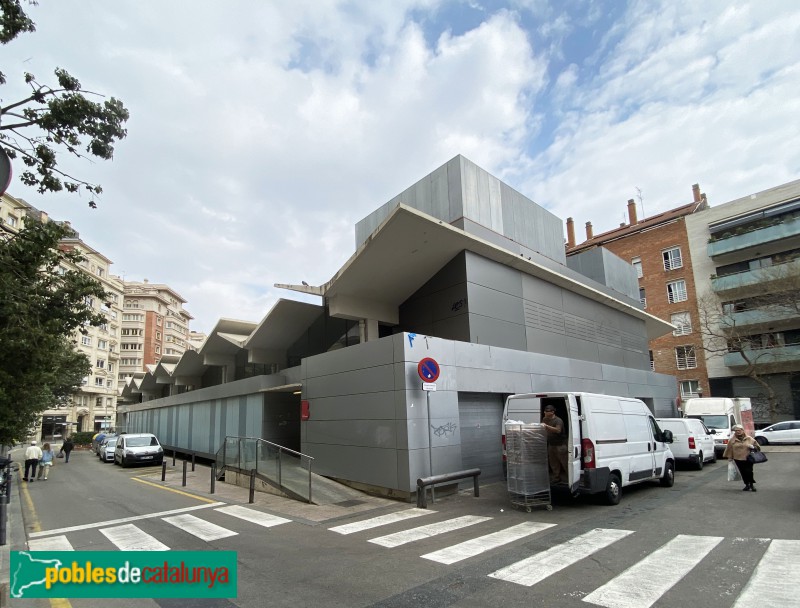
[3,0,799,332]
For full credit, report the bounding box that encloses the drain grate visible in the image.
[334,499,366,507]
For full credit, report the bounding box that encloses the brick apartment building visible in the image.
[566,185,710,405]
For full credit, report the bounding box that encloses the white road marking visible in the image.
[162,513,238,541]
[733,539,800,607]
[369,515,492,548]
[29,502,225,538]
[329,508,435,535]
[214,505,291,528]
[489,528,633,586]
[582,534,723,608]
[28,535,74,551]
[422,521,556,564]
[100,524,170,551]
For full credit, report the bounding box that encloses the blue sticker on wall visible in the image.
[408,333,416,347]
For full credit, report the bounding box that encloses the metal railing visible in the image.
[216,436,314,503]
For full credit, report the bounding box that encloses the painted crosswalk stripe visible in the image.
[422,521,556,564]
[329,508,435,535]
[583,534,723,608]
[369,515,492,548]
[215,505,291,528]
[489,528,633,586]
[162,514,238,541]
[28,535,74,551]
[733,539,800,607]
[100,524,170,551]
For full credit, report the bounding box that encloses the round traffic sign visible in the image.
[417,357,440,382]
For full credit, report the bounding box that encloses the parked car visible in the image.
[754,421,800,445]
[98,437,118,462]
[656,417,716,470]
[114,433,164,467]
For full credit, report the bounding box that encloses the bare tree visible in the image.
[697,261,800,423]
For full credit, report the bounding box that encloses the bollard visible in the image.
[172,450,176,466]
[161,461,167,482]
[191,452,196,472]
[0,501,6,546]
[210,463,216,494]
[249,469,256,504]
[182,460,187,487]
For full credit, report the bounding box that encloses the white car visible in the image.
[755,421,800,445]
[656,418,716,470]
[114,433,164,467]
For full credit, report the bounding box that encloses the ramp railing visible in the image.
[215,436,314,503]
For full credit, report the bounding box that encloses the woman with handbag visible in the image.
[723,424,761,492]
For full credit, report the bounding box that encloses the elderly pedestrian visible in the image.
[23,440,43,482]
[723,424,761,491]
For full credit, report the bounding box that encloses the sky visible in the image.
[3,1,799,333]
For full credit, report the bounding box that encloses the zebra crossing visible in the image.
[26,504,800,606]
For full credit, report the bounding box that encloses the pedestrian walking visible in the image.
[23,440,43,482]
[61,436,74,463]
[36,442,55,480]
[723,424,761,491]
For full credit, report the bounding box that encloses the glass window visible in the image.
[631,257,643,278]
[671,312,692,336]
[639,287,647,308]
[667,280,687,303]
[663,247,683,270]
[680,380,700,397]
[675,345,697,369]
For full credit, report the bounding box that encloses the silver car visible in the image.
[98,437,117,462]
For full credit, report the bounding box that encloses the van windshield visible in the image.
[127,436,159,447]
[690,415,727,430]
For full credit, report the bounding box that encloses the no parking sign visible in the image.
[417,357,440,382]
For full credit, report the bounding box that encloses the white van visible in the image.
[503,392,675,505]
[656,418,716,470]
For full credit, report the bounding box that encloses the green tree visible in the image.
[0,218,107,445]
[0,0,129,206]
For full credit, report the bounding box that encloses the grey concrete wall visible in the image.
[355,155,566,264]
[567,247,640,301]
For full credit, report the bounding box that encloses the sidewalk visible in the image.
[134,458,403,525]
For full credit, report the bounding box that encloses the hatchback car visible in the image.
[98,437,118,462]
[755,421,800,445]
[114,433,164,467]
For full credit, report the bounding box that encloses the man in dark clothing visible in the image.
[61,437,74,463]
[542,405,569,484]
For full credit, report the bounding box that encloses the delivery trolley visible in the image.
[505,423,552,511]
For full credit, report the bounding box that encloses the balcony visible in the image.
[723,344,800,369]
[723,307,799,332]
[711,259,800,298]
[708,216,800,258]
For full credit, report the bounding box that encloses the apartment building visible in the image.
[686,179,800,424]
[1,192,125,437]
[119,281,192,383]
[565,186,710,403]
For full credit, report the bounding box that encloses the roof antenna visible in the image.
[635,186,645,220]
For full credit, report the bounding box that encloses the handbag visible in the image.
[56,450,64,459]
[747,451,767,464]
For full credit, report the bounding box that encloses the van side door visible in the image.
[568,394,582,491]
[624,411,656,481]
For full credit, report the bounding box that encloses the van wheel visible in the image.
[695,453,704,471]
[605,474,621,505]
[660,461,675,487]
[710,451,717,464]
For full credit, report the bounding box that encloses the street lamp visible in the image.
[697,387,704,398]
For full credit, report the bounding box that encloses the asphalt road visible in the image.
[6,446,800,608]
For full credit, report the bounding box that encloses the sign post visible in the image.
[418,358,440,502]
